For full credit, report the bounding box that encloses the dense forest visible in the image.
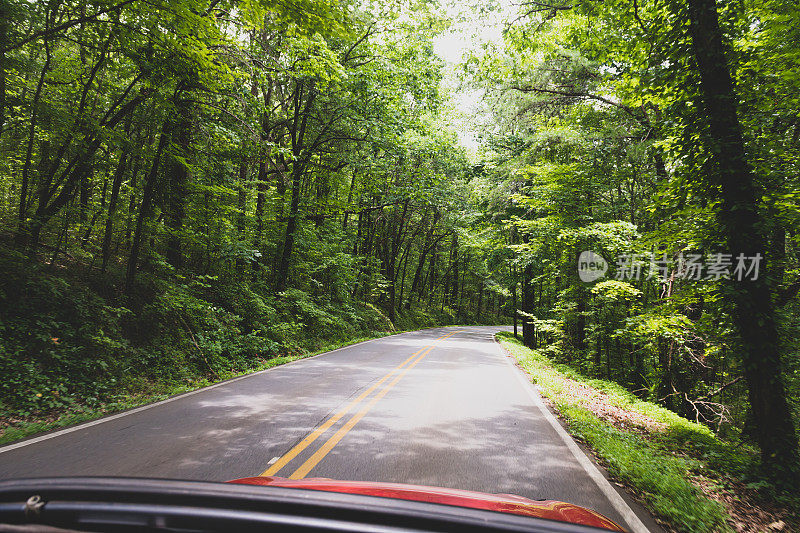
[0,0,510,433]
[466,0,800,484]
[1,0,799,512]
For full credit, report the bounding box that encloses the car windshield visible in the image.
[0,1,798,532]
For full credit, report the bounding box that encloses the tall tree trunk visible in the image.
[458,251,468,319]
[80,169,106,247]
[397,239,413,308]
[449,234,458,306]
[275,163,302,292]
[409,210,440,306]
[235,154,249,270]
[512,272,518,339]
[17,37,51,243]
[0,1,6,138]
[386,199,409,323]
[236,158,248,237]
[101,151,128,271]
[124,157,142,247]
[521,264,535,348]
[252,160,268,271]
[165,96,192,269]
[275,82,314,291]
[23,79,145,253]
[251,69,273,273]
[687,0,799,477]
[575,290,586,351]
[342,168,357,230]
[426,243,437,303]
[79,174,90,224]
[126,124,168,292]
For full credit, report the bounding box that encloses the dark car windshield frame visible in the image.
[0,477,622,533]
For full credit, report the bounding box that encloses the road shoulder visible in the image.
[494,335,663,533]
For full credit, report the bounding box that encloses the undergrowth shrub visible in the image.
[0,250,132,416]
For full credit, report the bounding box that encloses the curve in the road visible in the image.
[0,326,659,533]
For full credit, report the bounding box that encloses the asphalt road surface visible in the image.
[0,326,662,532]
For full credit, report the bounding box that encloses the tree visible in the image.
[686,0,798,479]
[465,0,800,477]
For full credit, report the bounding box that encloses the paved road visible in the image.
[0,326,660,532]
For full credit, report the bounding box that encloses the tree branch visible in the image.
[1,0,139,53]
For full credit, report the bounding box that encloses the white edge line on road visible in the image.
[0,328,444,455]
[493,337,651,533]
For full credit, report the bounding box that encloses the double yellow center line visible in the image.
[260,331,459,479]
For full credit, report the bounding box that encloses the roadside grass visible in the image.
[0,331,411,447]
[497,332,758,533]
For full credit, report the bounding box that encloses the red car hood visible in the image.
[229,476,625,531]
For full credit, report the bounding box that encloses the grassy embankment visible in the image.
[496,332,798,533]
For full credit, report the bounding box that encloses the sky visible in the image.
[431,0,511,150]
